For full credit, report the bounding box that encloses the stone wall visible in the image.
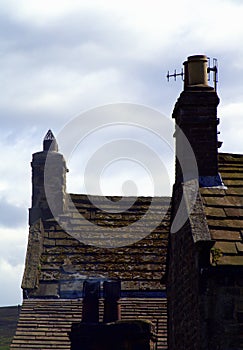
[167,183,201,350]
[200,270,243,350]
[168,182,243,350]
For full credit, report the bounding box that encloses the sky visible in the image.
[1,0,243,307]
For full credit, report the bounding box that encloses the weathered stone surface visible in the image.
[200,187,226,196]
[22,219,44,289]
[236,242,243,253]
[200,154,243,269]
[213,241,237,254]
[204,206,226,217]
[24,194,171,298]
[217,255,243,265]
[203,195,243,207]
[224,207,243,217]
[33,283,59,297]
[207,218,243,229]
[210,230,241,241]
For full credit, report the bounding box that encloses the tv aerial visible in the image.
[166,57,218,91]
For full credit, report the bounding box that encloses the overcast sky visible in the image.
[1,0,243,307]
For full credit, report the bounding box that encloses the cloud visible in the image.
[0,199,26,228]
[219,102,243,153]
[0,227,27,266]
[0,132,35,207]
[66,120,174,196]
[1,0,243,127]
[0,258,24,306]
[0,227,27,306]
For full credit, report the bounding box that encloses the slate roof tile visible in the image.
[213,241,238,254]
[215,255,243,265]
[236,242,243,253]
[17,193,171,348]
[11,298,167,350]
[22,196,171,296]
[210,230,241,241]
[200,153,243,266]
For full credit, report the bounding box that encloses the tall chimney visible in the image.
[173,54,222,187]
[29,130,67,225]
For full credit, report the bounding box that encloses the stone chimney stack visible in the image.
[29,130,67,225]
[173,55,222,187]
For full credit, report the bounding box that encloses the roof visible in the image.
[200,153,243,266]
[10,298,167,350]
[19,195,170,348]
[22,195,171,298]
[17,151,243,350]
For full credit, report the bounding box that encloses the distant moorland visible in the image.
[0,306,19,350]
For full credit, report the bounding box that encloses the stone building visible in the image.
[11,55,243,349]
[167,55,243,350]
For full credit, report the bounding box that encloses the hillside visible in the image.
[0,306,20,350]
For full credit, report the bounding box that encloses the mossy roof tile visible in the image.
[23,195,171,297]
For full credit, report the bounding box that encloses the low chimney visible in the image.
[70,279,155,349]
[82,280,100,323]
[103,279,121,323]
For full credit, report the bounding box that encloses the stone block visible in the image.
[214,242,237,254]
[33,283,59,298]
[236,242,243,253]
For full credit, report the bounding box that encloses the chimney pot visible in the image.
[103,279,121,323]
[43,129,58,152]
[82,280,100,323]
[184,55,208,87]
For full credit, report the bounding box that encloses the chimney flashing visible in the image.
[184,84,214,91]
[199,174,226,188]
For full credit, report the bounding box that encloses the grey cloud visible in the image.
[0,10,132,64]
[0,6,195,140]
[0,10,152,130]
[0,198,26,228]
